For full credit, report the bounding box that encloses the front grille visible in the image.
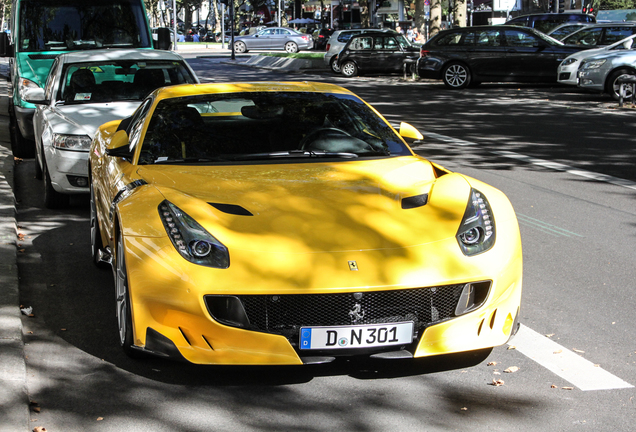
[559,72,570,80]
[236,284,467,346]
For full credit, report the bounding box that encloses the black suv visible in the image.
[337,31,420,77]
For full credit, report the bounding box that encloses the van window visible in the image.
[18,0,151,52]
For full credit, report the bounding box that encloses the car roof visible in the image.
[55,48,188,64]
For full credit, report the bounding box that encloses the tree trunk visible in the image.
[430,0,443,37]
[454,0,466,27]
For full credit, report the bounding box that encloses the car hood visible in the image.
[582,49,636,64]
[46,102,141,138]
[135,157,472,253]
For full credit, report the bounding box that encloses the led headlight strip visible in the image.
[158,200,230,268]
[456,189,495,256]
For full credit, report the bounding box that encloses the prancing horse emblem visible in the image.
[349,303,365,323]
[348,260,359,271]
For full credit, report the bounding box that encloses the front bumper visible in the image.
[557,63,579,86]
[577,68,606,91]
[45,147,90,194]
[15,105,35,141]
[121,214,523,365]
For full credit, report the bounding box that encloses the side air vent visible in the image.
[401,194,428,209]
[209,203,253,216]
[28,54,58,59]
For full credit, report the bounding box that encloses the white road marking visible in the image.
[407,130,636,191]
[510,325,633,391]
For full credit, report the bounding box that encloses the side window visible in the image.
[474,29,501,46]
[602,27,636,45]
[504,30,538,47]
[563,27,603,45]
[351,36,373,50]
[337,31,356,43]
[384,37,398,49]
[435,32,463,46]
[128,99,153,152]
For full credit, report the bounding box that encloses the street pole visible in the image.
[173,0,177,50]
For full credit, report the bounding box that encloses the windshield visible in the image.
[57,60,195,104]
[138,92,411,165]
[18,0,151,52]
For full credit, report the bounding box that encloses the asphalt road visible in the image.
[10,57,636,431]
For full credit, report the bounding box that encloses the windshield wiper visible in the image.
[152,156,229,164]
[232,150,359,160]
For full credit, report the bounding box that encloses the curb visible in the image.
[0,119,29,430]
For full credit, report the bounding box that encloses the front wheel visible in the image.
[285,41,298,53]
[234,41,247,53]
[442,62,471,89]
[330,56,341,74]
[115,233,144,358]
[341,61,358,78]
[10,114,35,159]
[607,68,635,101]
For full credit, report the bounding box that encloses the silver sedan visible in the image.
[578,47,636,100]
[233,27,313,53]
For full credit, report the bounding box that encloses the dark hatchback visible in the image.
[418,25,589,89]
[312,28,335,50]
[337,31,421,77]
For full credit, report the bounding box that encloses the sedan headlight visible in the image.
[18,78,40,101]
[456,189,495,256]
[159,201,229,268]
[53,134,92,151]
[561,58,578,66]
[581,59,607,70]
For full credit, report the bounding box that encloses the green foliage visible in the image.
[599,0,636,9]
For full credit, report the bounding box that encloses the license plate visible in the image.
[299,322,413,350]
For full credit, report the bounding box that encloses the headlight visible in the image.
[456,189,495,256]
[159,201,230,268]
[53,134,92,151]
[18,78,40,101]
[561,58,577,66]
[582,59,607,70]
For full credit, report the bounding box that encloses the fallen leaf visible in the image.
[97,417,104,421]
[19,249,25,253]
[553,349,562,354]
[562,387,574,390]
[489,379,505,386]
[573,349,585,353]
[17,233,25,240]
[460,407,468,411]
[487,361,497,366]
[545,333,555,338]
[504,366,519,373]
[507,345,516,350]
[60,328,67,331]
[594,364,600,367]
[551,384,558,389]
[33,407,41,413]
[33,427,47,432]
[27,331,33,334]
[493,371,501,375]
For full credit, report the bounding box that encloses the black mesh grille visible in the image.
[235,284,467,346]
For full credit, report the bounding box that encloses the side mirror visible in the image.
[399,122,423,141]
[0,32,13,57]
[105,130,134,159]
[23,88,47,104]
[154,27,172,50]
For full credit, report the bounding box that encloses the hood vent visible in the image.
[401,194,428,210]
[209,203,253,216]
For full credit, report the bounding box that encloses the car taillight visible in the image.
[302,35,309,41]
[420,49,430,57]
[326,43,331,51]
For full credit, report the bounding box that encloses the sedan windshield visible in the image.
[138,92,411,164]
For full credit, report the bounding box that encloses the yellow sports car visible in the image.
[89,82,522,365]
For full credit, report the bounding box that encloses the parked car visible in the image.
[558,34,636,85]
[324,29,366,73]
[312,28,335,50]
[418,25,589,89]
[578,47,636,100]
[561,23,636,47]
[233,27,313,53]
[337,31,421,77]
[25,49,198,208]
[505,12,595,34]
[89,81,523,364]
[212,30,240,43]
[546,22,591,40]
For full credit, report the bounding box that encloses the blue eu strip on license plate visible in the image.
[299,322,413,350]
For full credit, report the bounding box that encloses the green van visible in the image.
[0,0,170,157]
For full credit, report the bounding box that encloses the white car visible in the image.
[558,34,636,86]
[25,49,198,208]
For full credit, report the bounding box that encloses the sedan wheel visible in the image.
[341,61,358,78]
[330,56,341,74]
[234,41,247,53]
[285,41,298,53]
[115,233,143,358]
[442,62,471,89]
[607,68,636,101]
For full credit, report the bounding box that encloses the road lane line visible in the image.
[510,325,633,391]
[515,213,584,238]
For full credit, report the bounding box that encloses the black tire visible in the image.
[330,56,341,74]
[606,68,635,101]
[285,41,298,53]
[90,184,109,269]
[34,146,43,180]
[341,61,358,78]
[115,232,144,358]
[442,62,471,89]
[43,159,69,209]
[234,41,247,53]
[9,113,35,159]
